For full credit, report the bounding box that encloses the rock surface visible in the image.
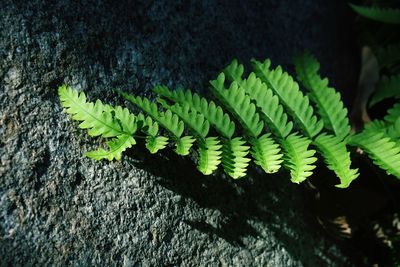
[0,0,360,266]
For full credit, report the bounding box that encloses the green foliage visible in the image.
[314,134,359,188]
[154,86,235,139]
[252,58,324,138]
[294,52,351,139]
[58,85,137,160]
[349,3,400,24]
[59,53,400,187]
[209,73,264,137]
[374,43,400,71]
[349,129,400,177]
[280,134,317,184]
[369,75,400,107]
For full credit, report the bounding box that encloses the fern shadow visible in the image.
[125,141,336,261]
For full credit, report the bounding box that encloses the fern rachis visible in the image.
[59,53,400,187]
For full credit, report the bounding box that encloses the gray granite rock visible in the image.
[0,0,359,266]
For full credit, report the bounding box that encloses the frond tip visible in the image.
[59,85,138,160]
[197,137,223,175]
[349,130,400,178]
[281,133,317,184]
[294,52,350,139]
[314,134,359,188]
[85,135,136,161]
[349,3,400,24]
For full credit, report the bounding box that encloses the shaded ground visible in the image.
[0,0,360,266]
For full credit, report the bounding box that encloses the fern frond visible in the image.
[122,94,184,138]
[85,134,136,161]
[122,93,195,155]
[136,113,169,153]
[159,101,210,139]
[145,136,169,154]
[159,100,223,172]
[374,43,400,70]
[250,134,283,173]
[369,75,400,107]
[294,53,350,139]
[314,134,359,188]
[222,137,251,179]
[197,137,223,175]
[223,59,244,83]
[349,130,400,178]
[349,4,400,24]
[59,85,125,137]
[113,106,137,134]
[240,73,293,138]
[154,86,235,139]
[252,59,323,138]
[175,135,196,156]
[387,118,400,141]
[209,73,264,137]
[280,133,317,183]
[384,102,400,124]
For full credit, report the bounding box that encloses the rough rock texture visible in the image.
[0,0,360,266]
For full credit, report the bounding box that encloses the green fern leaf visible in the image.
[252,59,323,138]
[250,134,283,173]
[159,99,223,172]
[280,133,317,183]
[366,118,400,142]
[384,102,400,124]
[223,59,245,83]
[240,73,293,138]
[59,85,125,138]
[349,4,400,24]
[209,73,264,137]
[159,101,210,138]
[154,86,235,139]
[113,106,137,134]
[197,137,223,175]
[122,93,195,156]
[136,113,169,153]
[145,135,169,154]
[222,137,251,179]
[349,130,400,178]
[294,52,350,139]
[85,134,136,161]
[175,135,196,156]
[374,43,400,70]
[123,94,184,138]
[314,134,359,188]
[387,118,400,141]
[369,75,400,107]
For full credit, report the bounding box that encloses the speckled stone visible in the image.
[0,0,359,266]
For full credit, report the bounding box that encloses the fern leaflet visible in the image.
[384,102,400,124]
[59,85,125,137]
[240,72,293,138]
[294,52,350,139]
[350,3,400,24]
[136,113,169,154]
[210,73,283,173]
[280,133,317,184]
[222,137,251,179]
[154,86,235,139]
[349,130,400,178]
[252,59,323,138]
[122,92,194,155]
[369,75,400,107]
[314,134,359,188]
[85,135,136,161]
[374,43,400,70]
